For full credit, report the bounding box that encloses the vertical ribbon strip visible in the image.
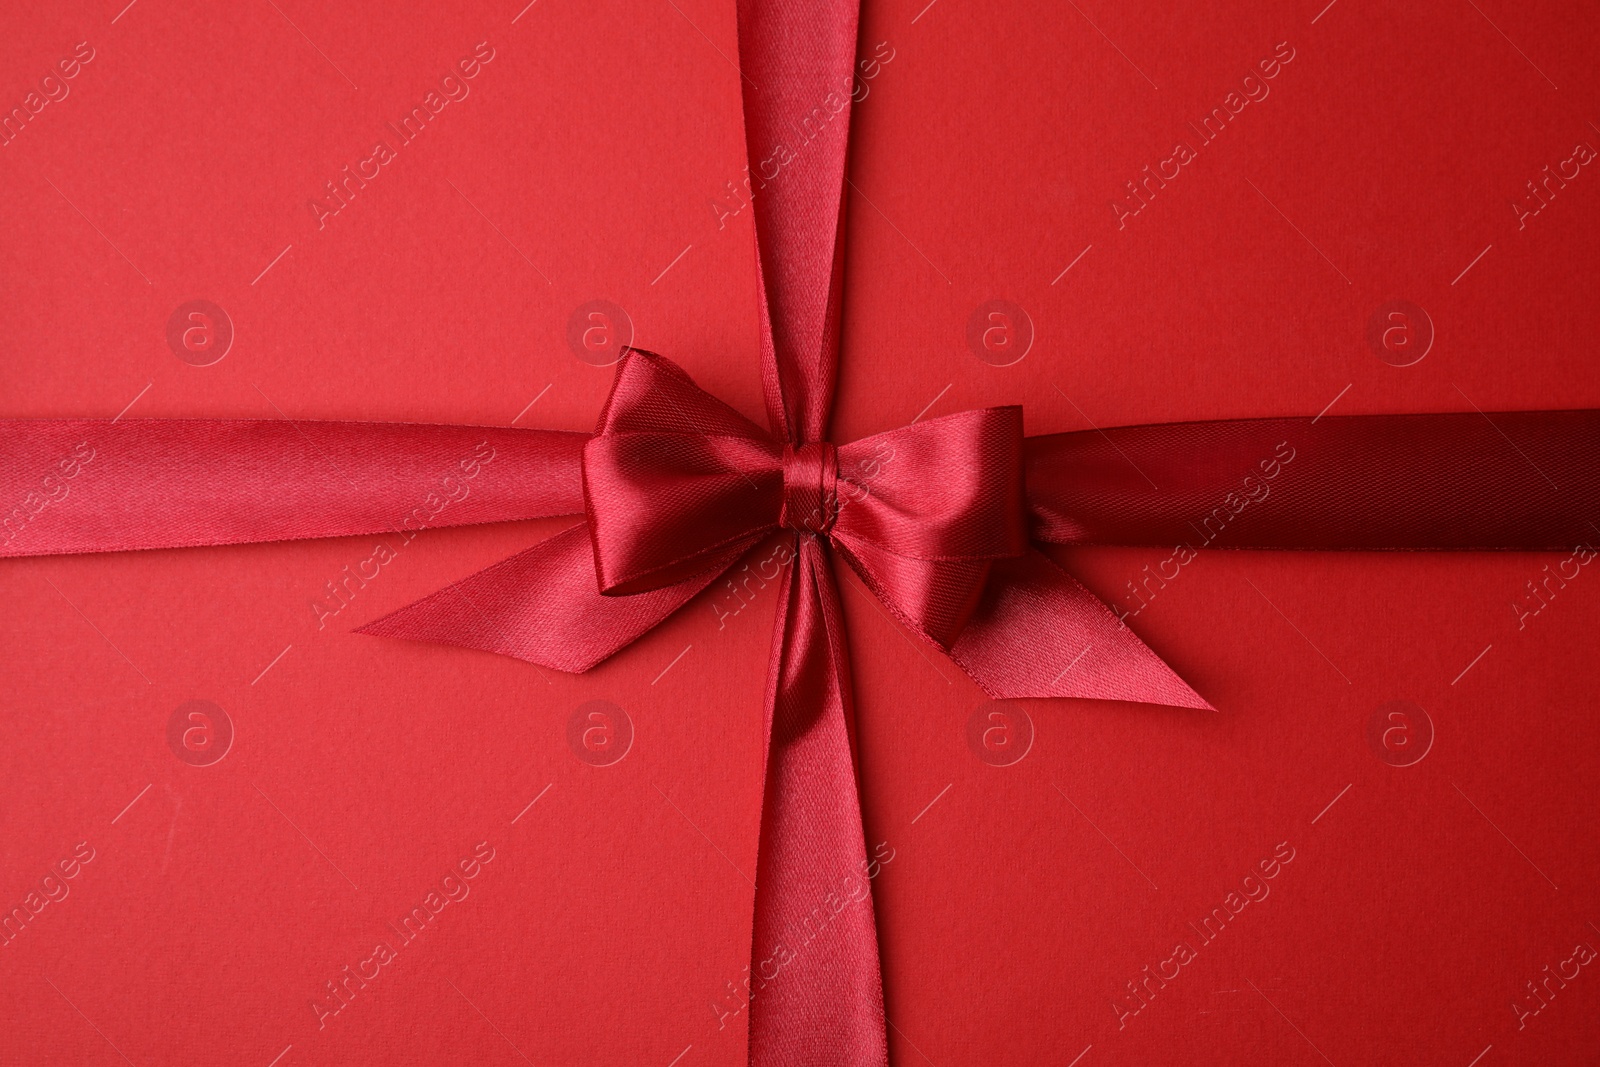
[734,0,890,1062]
[5,2,1600,1063]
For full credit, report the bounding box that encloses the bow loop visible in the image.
[833,406,1026,561]
[826,406,1026,645]
[582,351,1038,648]
[583,350,783,596]
[596,347,771,439]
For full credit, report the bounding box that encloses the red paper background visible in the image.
[4,0,1599,1064]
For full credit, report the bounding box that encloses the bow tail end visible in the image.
[748,537,889,1066]
[947,549,1213,711]
[357,523,725,673]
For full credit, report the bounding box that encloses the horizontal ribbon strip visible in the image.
[11,408,1594,559]
[1028,409,1600,550]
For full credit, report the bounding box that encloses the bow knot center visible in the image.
[780,441,838,535]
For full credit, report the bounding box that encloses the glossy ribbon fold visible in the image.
[6,394,1600,1067]
[7,0,1600,1059]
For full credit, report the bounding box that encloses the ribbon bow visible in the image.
[6,0,1600,1060]
[352,347,1210,711]
[581,349,1026,630]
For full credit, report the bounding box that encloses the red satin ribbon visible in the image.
[6,0,1600,1062]
[6,408,1600,1063]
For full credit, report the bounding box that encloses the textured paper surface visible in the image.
[3,0,1599,1064]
